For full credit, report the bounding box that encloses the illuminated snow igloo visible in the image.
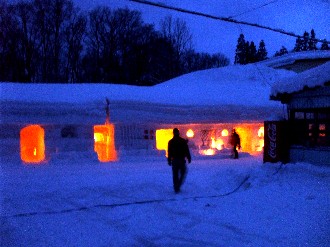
[20,125,46,163]
[94,124,117,162]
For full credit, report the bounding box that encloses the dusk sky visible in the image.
[71,0,330,62]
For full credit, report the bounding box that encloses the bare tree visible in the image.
[85,6,113,81]
[160,15,193,76]
[1,0,230,84]
[14,1,40,82]
[64,9,86,83]
[52,0,74,81]
[114,8,147,82]
[85,7,157,83]
[33,0,73,82]
[160,15,192,56]
[0,1,21,81]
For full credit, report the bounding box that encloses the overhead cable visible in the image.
[130,0,330,44]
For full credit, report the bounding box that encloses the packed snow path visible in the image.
[4,174,249,219]
[1,153,329,247]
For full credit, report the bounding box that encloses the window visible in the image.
[294,112,305,119]
[306,113,314,119]
[290,109,329,147]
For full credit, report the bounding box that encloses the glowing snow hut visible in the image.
[20,125,45,163]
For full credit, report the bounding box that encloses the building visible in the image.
[267,61,330,165]
[2,63,293,163]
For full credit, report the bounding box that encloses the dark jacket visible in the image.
[230,132,241,147]
[168,136,191,164]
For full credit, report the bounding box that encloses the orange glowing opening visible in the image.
[258,127,264,137]
[257,140,264,151]
[20,125,45,163]
[234,125,265,153]
[256,126,265,151]
[94,124,117,162]
[186,129,194,138]
[211,137,224,150]
[221,129,229,137]
[156,129,173,156]
[156,124,265,157]
[199,148,216,156]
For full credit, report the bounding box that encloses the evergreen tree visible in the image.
[302,31,309,51]
[247,41,257,63]
[308,29,317,50]
[257,40,267,61]
[293,37,303,52]
[244,41,250,64]
[275,46,288,57]
[320,39,330,50]
[234,34,247,64]
[280,46,288,55]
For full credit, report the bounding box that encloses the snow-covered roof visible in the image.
[0,64,296,124]
[1,64,295,107]
[257,50,330,69]
[270,61,330,99]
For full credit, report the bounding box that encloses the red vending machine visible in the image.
[263,121,290,163]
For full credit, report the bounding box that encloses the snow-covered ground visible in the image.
[1,152,330,246]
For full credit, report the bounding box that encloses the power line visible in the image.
[130,0,330,44]
[228,0,278,19]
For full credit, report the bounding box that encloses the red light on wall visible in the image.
[20,125,45,163]
[94,124,117,162]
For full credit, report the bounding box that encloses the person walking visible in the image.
[230,129,241,159]
[167,128,191,193]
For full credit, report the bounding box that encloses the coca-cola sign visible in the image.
[267,123,277,159]
[263,121,289,163]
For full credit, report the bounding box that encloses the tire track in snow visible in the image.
[2,175,250,218]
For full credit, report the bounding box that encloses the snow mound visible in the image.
[154,64,295,106]
[0,64,295,107]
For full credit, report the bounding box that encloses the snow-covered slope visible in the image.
[153,64,295,107]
